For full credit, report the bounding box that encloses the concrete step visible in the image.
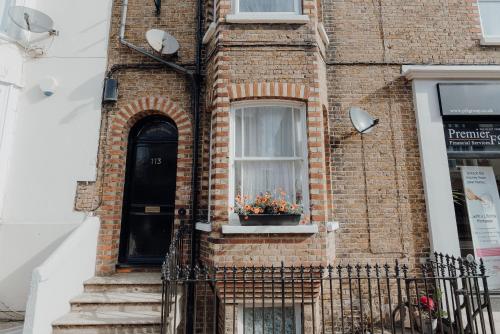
[84,273,162,293]
[52,310,161,334]
[70,292,162,312]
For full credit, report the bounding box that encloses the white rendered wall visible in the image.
[411,79,462,256]
[0,0,112,314]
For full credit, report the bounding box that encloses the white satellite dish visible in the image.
[349,107,379,134]
[146,29,179,55]
[8,6,57,34]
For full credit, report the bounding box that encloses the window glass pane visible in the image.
[294,160,304,204]
[235,161,243,197]
[235,109,243,157]
[294,108,304,157]
[239,0,295,12]
[444,120,500,281]
[237,161,295,201]
[244,307,298,334]
[479,1,500,37]
[243,106,294,157]
[0,0,14,34]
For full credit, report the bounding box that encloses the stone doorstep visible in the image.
[52,310,161,327]
[53,273,166,333]
[84,273,162,293]
[85,273,162,285]
[70,292,162,312]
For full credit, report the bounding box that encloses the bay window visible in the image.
[230,101,309,213]
[478,0,500,44]
[234,0,301,14]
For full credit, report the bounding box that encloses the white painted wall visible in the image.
[23,217,100,334]
[0,0,112,314]
[411,79,462,256]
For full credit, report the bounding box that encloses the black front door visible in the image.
[119,115,178,266]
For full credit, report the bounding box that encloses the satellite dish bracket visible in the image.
[154,0,161,15]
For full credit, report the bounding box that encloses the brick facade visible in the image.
[82,0,500,275]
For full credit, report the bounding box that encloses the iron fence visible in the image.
[161,252,496,334]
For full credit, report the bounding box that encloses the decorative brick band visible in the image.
[96,96,193,275]
[227,82,310,101]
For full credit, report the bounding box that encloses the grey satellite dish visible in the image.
[349,107,379,134]
[8,6,57,34]
[146,29,179,55]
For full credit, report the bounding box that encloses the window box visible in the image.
[239,213,301,226]
[222,224,318,234]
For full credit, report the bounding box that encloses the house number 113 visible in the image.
[150,157,162,165]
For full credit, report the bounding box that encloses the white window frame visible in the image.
[237,304,302,334]
[478,0,500,45]
[0,0,14,37]
[233,0,302,15]
[228,100,310,222]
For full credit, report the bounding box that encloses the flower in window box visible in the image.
[234,191,303,226]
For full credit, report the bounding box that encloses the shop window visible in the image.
[445,121,500,275]
[229,101,309,215]
[234,0,301,14]
[238,306,302,333]
[478,0,500,43]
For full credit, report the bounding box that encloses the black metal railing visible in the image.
[161,225,188,333]
[161,252,497,334]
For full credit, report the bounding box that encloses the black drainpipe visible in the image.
[118,1,203,332]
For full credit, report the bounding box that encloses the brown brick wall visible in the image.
[90,0,499,274]
[326,65,429,267]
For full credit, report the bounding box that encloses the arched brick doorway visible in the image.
[96,96,193,275]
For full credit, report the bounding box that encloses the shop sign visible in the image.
[461,166,500,289]
[438,83,500,116]
[444,123,500,150]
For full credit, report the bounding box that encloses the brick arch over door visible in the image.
[96,96,192,275]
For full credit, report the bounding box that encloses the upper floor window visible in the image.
[0,0,14,35]
[235,0,301,14]
[230,101,309,211]
[478,0,500,42]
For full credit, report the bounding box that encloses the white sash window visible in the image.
[234,0,301,14]
[229,101,309,210]
[478,0,500,40]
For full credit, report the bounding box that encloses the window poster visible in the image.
[461,166,500,289]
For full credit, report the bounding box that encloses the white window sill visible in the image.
[222,224,318,235]
[195,222,212,232]
[480,36,500,46]
[226,13,310,24]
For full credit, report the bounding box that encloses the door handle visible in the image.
[178,208,187,216]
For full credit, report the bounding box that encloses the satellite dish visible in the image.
[349,107,379,134]
[146,29,179,55]
[8,6,57,34]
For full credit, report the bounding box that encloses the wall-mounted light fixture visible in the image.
[39,76,58,96]
[349,107,379,134]
[102,78,118,104]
